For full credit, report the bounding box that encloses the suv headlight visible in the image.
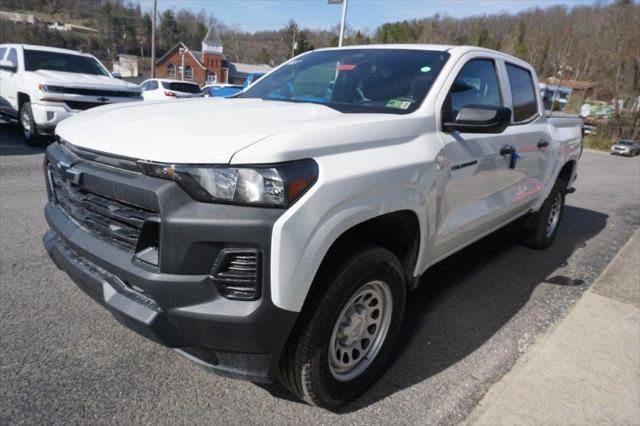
[138,159,318,208]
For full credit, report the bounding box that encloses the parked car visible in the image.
[0,44,142,145]
[242,72,265,88]
[139,79,204,100]
[610,139,640,156]
[202,83,243,98]
[42,45,583,408]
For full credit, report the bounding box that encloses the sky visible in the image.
[140,0,602,33]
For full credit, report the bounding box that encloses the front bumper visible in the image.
[42,142,298,382]
[31,103,74,135]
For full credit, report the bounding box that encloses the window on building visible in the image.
[184,65,193,80]
[167,63,175,78]
[207,71,216,84]
[506,63,538,122]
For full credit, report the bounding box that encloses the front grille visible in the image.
[48,164,159,252]
[210,249,261,300]
[65,101,108,111]
[62,87,141,97]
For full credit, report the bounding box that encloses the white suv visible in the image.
[139,79,203,100]
[0,44,142,145]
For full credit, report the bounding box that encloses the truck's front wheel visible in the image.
[20,102,44,146]
[279,243,406,409]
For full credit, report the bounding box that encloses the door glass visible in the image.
[506,64,538,122]
[7,49,18,67]
[0,47,6,60]
[445,59,502,121]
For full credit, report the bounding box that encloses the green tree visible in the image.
[257,48,270,64]
[159,10,178,50]
[514,20,528,59]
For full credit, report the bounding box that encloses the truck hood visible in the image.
[30,70,138,90]
[56,98,343,164]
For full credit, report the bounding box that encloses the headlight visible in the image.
[38,84,65,93]
[138,159,318,207]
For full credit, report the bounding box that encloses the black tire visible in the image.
[278,242,406,409]
[518,177,567,249]
[19,102,45,146]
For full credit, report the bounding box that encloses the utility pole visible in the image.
[338,0,348,47]
[328,0,349,47]
[151,0,157,78]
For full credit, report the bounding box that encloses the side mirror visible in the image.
[112,72,122,79]
[0,60,17,73]
[443,105,512,134]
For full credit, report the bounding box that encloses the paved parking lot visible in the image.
[1,121,639,425]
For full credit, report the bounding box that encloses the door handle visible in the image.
[500,145,516,156]
[537,140,550,148]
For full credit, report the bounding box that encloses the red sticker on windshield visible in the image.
[337,64,357,71]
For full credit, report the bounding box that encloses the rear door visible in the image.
[432,54,525,258]
[498,62,550,201]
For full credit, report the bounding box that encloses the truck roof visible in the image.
[0,43,91,57]
[314,44,531,68]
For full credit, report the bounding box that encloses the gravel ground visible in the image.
[1,122,639,425]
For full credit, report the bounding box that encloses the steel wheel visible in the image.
[546,192,562,237]
[328,280,393,381]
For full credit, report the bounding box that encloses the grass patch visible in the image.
[583,135,615,151]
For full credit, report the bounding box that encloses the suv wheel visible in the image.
[20,102,44,146]
[279,242,406,409]
[518,177,567,249]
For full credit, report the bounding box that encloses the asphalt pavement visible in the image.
[1,122,639,425]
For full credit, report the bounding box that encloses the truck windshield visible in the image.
[240,49,449,114]
[24,49,109,76]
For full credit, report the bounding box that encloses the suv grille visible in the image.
[48,164,159,252]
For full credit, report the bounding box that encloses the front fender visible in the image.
[270,185,430,312]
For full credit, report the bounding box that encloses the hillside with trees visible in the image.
[1,0,638,140]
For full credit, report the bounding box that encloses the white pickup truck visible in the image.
[42,45,582,408]
[0,44,142,145]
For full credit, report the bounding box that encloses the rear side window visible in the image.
[506,64,538,122]
[445,59,502,120]
[0,47,6,60]
[161,81,200,93]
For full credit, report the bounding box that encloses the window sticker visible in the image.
[420,66,432,73]
[386,99,413,110]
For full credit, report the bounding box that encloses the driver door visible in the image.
[432,56,524,259]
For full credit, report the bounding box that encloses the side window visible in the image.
[506,64,538,122]
[7,48,18,67]
[0,47,6,60]
[140,81,149,91]
[148,80,158,90]
[444,59,502,120]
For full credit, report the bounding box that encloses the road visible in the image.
[1,121,639,425]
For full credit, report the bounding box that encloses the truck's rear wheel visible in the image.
[518,177,567,249]
[279,242,406,409]
[20,102,44,146]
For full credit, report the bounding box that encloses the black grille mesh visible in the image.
[48,164,159,252]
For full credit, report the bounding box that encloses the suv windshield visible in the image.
[24,49,109,76]
[240,49,449,114]
[162,81,201,93]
